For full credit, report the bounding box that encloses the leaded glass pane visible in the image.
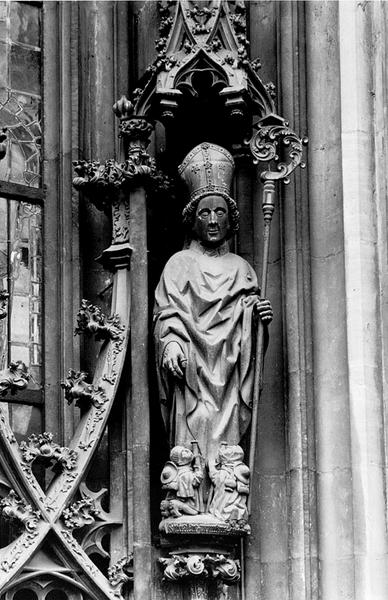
[10,1,40,47]
[0,197,43,388]
[0,1,41,188]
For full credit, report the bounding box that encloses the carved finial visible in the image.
[75,299,125,341]
[113,95,134,120]
[0,489,41,533]
[61,369,108,409]
[0,361,30,396]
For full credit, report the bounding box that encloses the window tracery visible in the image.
[0,1,42,188]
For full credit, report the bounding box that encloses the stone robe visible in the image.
[154,239,259,461]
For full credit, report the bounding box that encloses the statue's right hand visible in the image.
[162,342,187,379]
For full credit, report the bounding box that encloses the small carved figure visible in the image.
[207,443,249,525]
[160,445,203,518]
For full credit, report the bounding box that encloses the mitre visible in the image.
[178,142,235,202]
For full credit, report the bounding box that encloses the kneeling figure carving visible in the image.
[207,443,249,526]
[160,445,203,518]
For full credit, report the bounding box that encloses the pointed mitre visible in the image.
[178,142,235,202]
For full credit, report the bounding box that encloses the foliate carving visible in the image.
[152,2,176,73]
[248,114,308,184]
[101,327,125,386]
[19,432,78,472]
[0,290,9,319]
[73,153,167,210]
[264,81,276,99]
[75,299,124,341]
[0,490,41,533]
[0,361,30,396]
[62,496,100,530]
[160,552,240,583]
[108,555,134,592]
[187,1,216,35]
[73,159,122,191]
[250,57,262,71]
[77,406,106,452]
[0,531,40,574]
[61,370,108,409]
[119,118,154,145]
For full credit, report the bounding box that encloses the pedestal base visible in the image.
[159,515,247,598]
[159,513,250,537]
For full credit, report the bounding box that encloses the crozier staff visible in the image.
[154,143,272,462]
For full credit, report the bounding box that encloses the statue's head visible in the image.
[170,445,194,466]
[179,143,239,244]
[216,443,245,465]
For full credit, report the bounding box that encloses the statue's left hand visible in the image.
[255,299,273,324]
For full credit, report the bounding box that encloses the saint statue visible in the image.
[154,143,272,464]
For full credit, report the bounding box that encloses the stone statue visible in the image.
[207,442,249,526]
[160,445,204,518]
[154,142,272,464]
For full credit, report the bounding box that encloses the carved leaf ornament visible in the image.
[0,290,129,597]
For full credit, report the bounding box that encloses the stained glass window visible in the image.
[0,197,42,440]
[0,198,43,375]
[0,1,42,188]
[0,0,44,436]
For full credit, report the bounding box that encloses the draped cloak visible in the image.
[153,239,259,462]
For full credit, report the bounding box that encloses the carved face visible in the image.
[192,195,230,246]
[170,445,194,466]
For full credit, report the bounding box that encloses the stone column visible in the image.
[305,3,355,598]
[338,2,388,598]
[78,1,116,367]
[279,2,318,599]
[43,2,80,444]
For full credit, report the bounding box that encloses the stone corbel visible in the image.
[160,552,240,583]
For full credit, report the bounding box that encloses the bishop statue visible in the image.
[153,142,272,465]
